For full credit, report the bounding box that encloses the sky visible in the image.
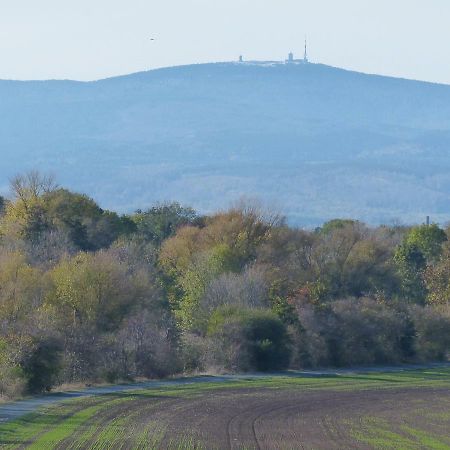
[0,0,449,84]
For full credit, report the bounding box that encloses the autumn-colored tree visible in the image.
[0,250,45,328]
[159,202,280,330]
[424,243,450,308]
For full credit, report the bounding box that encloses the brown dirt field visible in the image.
[96,386,450,449]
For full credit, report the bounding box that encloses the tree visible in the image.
[0,172,56,242]
[0,196,5,216]
[45,248,167,381]
[294,298,416,367]
[176,244,235,331]
[257,227,316,295]
[0,176,133,252]
[201,265,269,315]
[44,189,135,251]
[207,307,291,371]
[202,203,281,270]
[341,238,398,298]
[394,242,427,303]
[310,220,367,299]
[132,202,200,245]
[47,250,162,331]
[393,224,446,303]
[159,202,282,329]
[21,336,63,393]
[316,218,359,235]
[10,171,57,210]
[405,224,447,263]
[0,250,45,328]
[424,243,450,307]
[100,310,179,381]
[408,305,450,361]
[0,337,27,398]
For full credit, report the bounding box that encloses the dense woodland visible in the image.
[1,172,449,398]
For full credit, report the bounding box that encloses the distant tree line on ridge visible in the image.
[0,172,449,398]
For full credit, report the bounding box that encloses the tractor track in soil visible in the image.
[1,365,450,449]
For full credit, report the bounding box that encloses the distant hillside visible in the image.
[2,61,450,225]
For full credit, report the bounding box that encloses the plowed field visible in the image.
[1,368,450,449]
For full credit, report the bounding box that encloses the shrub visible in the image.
[295,299,413,367]
[409,306,450,361]
[0,338,26,399]
[207,307,291,372]
[180,332,209,373]
[22,337,63,393]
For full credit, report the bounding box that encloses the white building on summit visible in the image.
[286,39,309,64]
[237,39,310,65]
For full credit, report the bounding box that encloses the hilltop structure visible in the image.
[286,39,309,64]
[238,39,309,65]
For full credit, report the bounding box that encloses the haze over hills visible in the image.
[1,60,450,225]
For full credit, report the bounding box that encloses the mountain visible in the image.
[1,61,450,225]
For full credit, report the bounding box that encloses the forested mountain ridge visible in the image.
[2,62,450,224]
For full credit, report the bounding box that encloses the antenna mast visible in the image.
[304,36,308,62]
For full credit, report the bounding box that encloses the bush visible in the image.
[328,299,409,366]
[21,337,63,393]
[0,339,26,399]
[409,306,450,361]
[94,311,180,382]
[180,332,209,373]
[242,310,291,371]
[288,306,330,368]
[295,299,415,367]
[207,307,291,372]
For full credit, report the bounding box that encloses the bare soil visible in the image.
[75,386,449,449]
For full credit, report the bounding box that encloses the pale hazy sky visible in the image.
[0,0,449,83]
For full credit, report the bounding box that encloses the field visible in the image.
[1,368,450,449]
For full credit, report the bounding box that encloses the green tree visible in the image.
[405,224,447,262]
[316,218,359,235]
[176,244,236,331]
[44,189,135,250]
[46,251,158,331]
[394,224,446,303]
[394,242,427,303]
[21,337,63,393]
[207,307,291,371]
[132,202,200,245]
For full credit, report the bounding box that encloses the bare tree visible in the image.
[201,265,269,314]
[10,171,57,210]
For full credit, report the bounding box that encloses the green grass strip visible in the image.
[25,396,132,450]
[0,400,95,450]
[26,403,106,450]
[401,426,450,449]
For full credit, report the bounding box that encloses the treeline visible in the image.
[0,172,449,398]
